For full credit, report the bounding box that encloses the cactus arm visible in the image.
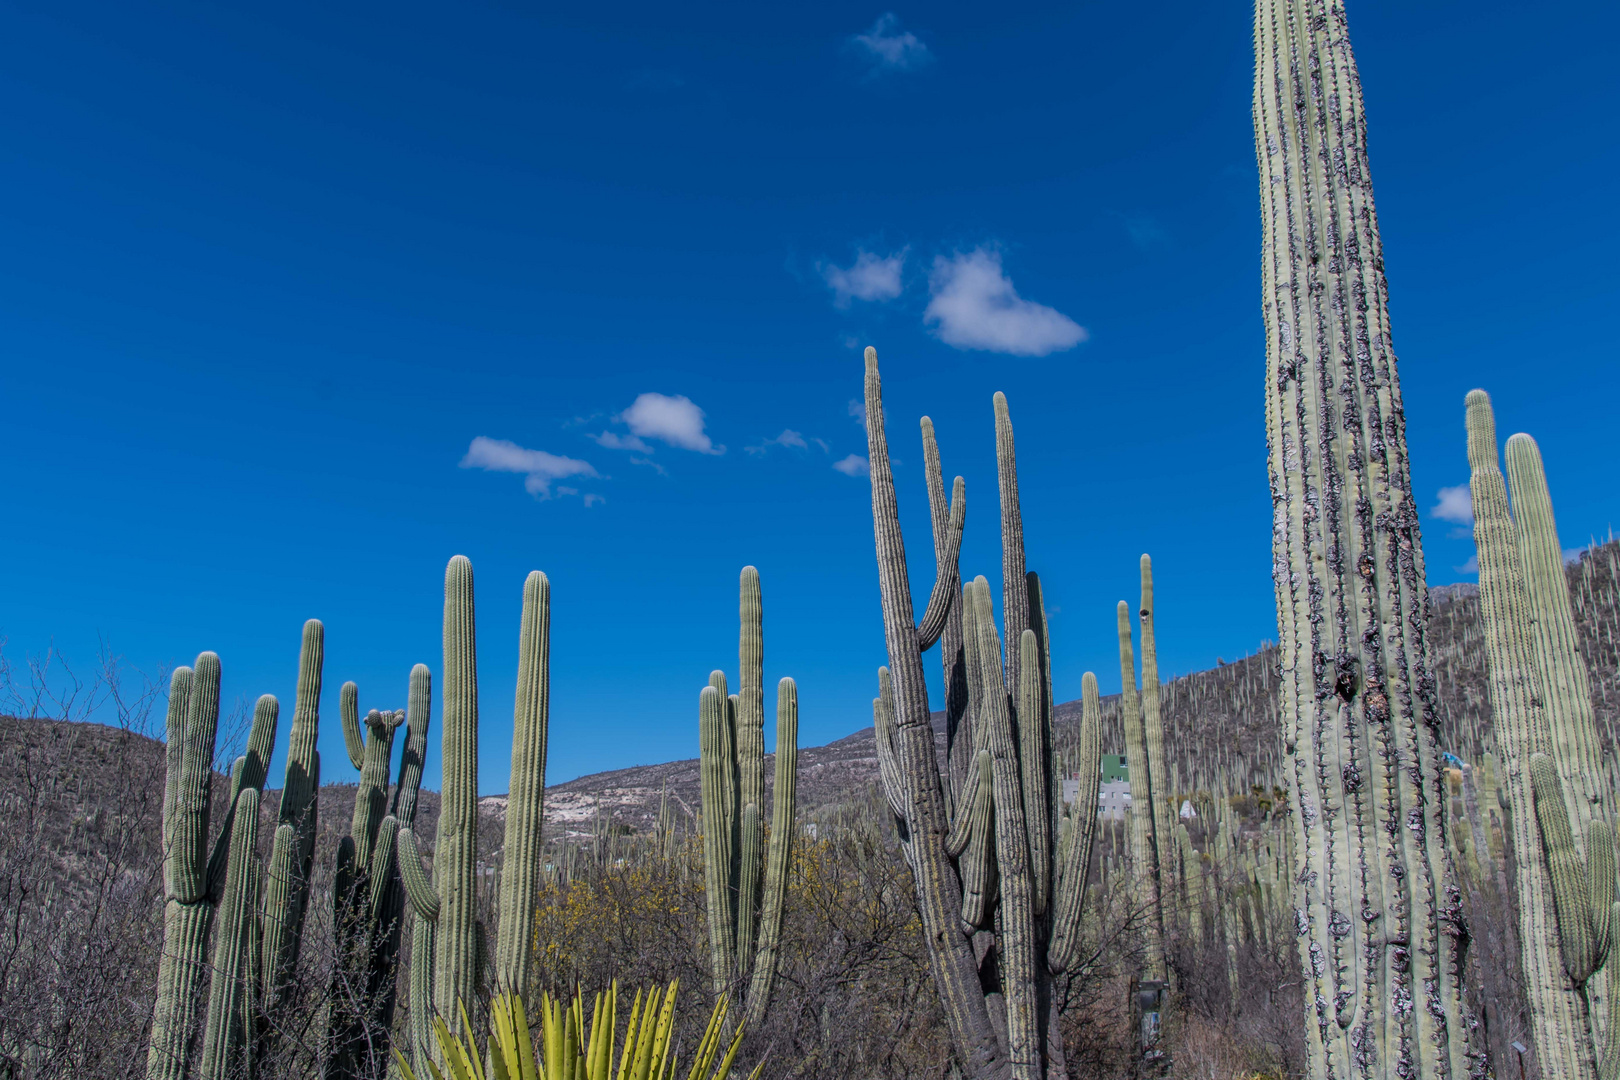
[943,756,982,860]
[956,750,998,933]
[745,677,797,1027]
[352,708,403,876]
[340,680,366,771]
[1016,629,1051,918]
[495,571,551,995]
[1048,673,1102,975]
[991,393,1028,701]
[1592,821,1616,967]
[262,619,324,1014]
[967,578,1039,1078]
[734,568,766,975]
[172,652,222,904]
[160,666,195,880]
[872,668,909,828]
[921,416,973,816]
[408,911,438,1076]
[435,556,480,1024]
[1605,901,1620,1080]
[398,827,442,923]
[369,814,402,921]
[699,685,738,990]
[915,475,966,653]
[394,664,433,825]
[862,347,1004,1077]
[1531,753,1598,985]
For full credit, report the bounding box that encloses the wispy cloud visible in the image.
[598,392,724,455]
[821,249,906,307]
[1122,214,1169,250]
[1457,554,1480,575]
[583,493,606,508]
[591,430,653,453]
[852,13,931,75]
[747,429,811,456]
[924,248,1086,356]
[629,456,668,476]
[1431,485,1473,525]
[833,453,870,477]
[460,437,600,500]
[848,399,867,427]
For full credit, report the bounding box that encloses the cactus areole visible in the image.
[1255,1,1479,1076]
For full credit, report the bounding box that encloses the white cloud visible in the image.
[923,249,1087,356]
[617,392,723,454]
[821,249,906,307]
[583,493,607,508]
[629,456,668,476]
[813,437,830,453]
[747,429,811,456]
[853,13,931,74]
[1457,554,1480,575]
[1431,485,1473,525]
[833,453,870,477]
[460,437,600,500]
[591,430,653,453]
[1565,545,1589,565]
[848,399,867,427]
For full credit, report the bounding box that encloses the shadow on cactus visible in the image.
[390,981,765,1080]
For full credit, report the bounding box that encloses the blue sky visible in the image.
[3,1,1616,791]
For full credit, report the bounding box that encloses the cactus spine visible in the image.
[697,567,798,1025]
[399,558,550,1068]
[1254,0,1476,1074]
[861,347,1102,1080]
[1468,391,1610,1077]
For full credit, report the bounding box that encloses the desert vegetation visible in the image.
[2,1,1617,1079]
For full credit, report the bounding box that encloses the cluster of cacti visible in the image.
[398,558,553,1072]
[1253,0,1480,1074]
[862,347,1104,1080]
[145,619,326,1080]
[1466,389,1618,1079]
[323,667,432,1080]
[698,566,799,1027]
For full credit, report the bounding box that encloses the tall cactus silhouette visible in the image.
[1254,0,1476,1074]
[698,566,799,1026]
[861,346,1103,1080]
[399,558,550,1072]
[1468,390,1612,1078]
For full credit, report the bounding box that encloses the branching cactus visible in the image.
[1468,390,1610,1078]
[697,566,800,1026]
[1116,595,1167,983]
[861,346,1102,1080]
[399,559,550,1072]
[1254,0,1478,1074]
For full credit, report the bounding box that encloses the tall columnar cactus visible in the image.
[1116,597,1167,982]
[1254,1,1477,1074]
[399,558,550,1070]
[261,619,325,1017]
[149,654,295,1080]
[1138,557,1174,905]
[697,566,799,1027]
[147,660,215,1080]
[495,570,551,996]
[325,689,409,1080]
[1467,391,1607,1078]
[862,347,1103,1080]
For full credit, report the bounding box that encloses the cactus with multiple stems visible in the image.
[146,620,325,1080]
[862,346,1103,1080]
[398,558,551,1071]
[698,566,800,1027]
[1467,390,1616,1078]
[1254,0,1478,1074]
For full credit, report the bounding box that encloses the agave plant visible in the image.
[391,980,763,1080]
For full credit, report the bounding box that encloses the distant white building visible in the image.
[1099,780,1131,822]
[1179,799,1197,820]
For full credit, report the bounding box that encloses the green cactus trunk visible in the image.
[1254,0,1477,1074]
[698,567,798,1023]
[860,347,1103,1080]
[1468,392,1604,1078]
[494,571,551,996]
[435,555,481,1028]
